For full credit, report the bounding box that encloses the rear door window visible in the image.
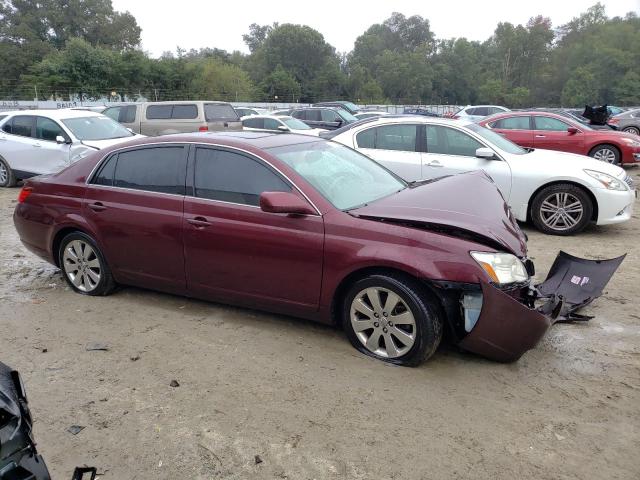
[243,118,264,129]
[355,128,375,148]
[146,105,173,120]
[373,125,418,152]
[307,110,322,121]
[473,107,489,116]
[36,117,66,141]
[194,147,291,206]
[321,109,341,122]
[204,103,239,121]
[263,118,282,130]
[113,146,187,194]
[490,116,531,130]
[171,104,198,119]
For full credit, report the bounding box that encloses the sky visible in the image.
[111,0,640,57]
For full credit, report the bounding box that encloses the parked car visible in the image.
[355,111,391,120]
[479,111,640,165]
[242,115,327,136]
[608,108,640,135]
[290,106,358,130]
[0,110,143,187]
[102,101,241,136]
[13,132,618,365]
[327,116,635,235]
[271,108,292,116]
[527,108,617,131]
[452,105,510,122]
[313,101,360,114]
[403,107,442,117]
[234,106,271,117]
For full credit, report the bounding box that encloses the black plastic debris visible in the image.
[582,104,610,125]
[67,425,85,435]
[0,361,52,480]
[537,251,625,322]
[71,466,97,480]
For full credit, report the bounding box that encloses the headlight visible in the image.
[621,138,640,147]
[470,251,529,285]
[584,169,627,191]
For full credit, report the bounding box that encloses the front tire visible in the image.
[589,144,621,165]
[530,184,593,235]
[0,157,16,187]
[342,273,443,366]
[58,232,115,296]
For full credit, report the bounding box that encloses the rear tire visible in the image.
[530,184,593,236]
[589,144,621,165]
[0,157,16,187]
[342,273,443,366]
[58,232,115,296]
[622,126,639,136]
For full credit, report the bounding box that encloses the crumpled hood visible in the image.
[349,171,528,256]
[81,133,145,150]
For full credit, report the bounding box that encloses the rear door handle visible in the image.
[535,135,546,138]
[187,216,211,228]
[426,160,444,167]
[88,202,106,212]
[32,143,42,148]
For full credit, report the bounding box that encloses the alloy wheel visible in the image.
[593,148,617,163]
[539,192,584,232]
[623,127,639,136]
[62,240,102,293]
[0,162,7,185]
[350,287,416,358]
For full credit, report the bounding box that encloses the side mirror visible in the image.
[277,125,289,132]
[475,147,497,160]
[567,127,579,134]
[260,191,316,215]
[55,135,68,144]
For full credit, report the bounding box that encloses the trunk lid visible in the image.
[349,171,528,256]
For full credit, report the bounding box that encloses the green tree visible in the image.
[561,66,599,106]
[189,58,254,101]
[258,64,301,102]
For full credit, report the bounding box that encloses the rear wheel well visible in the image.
[527,181,598,222]
[52,227,90,267]
[330,267,444,326]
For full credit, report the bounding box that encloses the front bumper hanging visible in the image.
[459,251,625,362]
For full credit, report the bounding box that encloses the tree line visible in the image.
[1,1,638,106]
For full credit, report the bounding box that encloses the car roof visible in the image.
[113,131,322,150]
[0,109,104,120]
[321,115,474,139]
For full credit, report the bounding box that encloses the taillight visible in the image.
[608,118,619,125]
[199,126,209,132]
[18,186,33,203]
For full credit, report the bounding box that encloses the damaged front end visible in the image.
[0,362,51,480]
[434,251,625,362]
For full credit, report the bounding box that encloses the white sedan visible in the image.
[241,115,327,136]
[0,110,143,187]
[327,116,635,235]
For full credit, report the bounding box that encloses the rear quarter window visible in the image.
[146,105,173,120]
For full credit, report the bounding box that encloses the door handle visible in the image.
[32,143,42,148]
[88,202,106,212]
[187,216,211,228]
[535,135,546,138]
[426,160,444,167]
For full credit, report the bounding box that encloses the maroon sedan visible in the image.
[13,133,619,365]
[479,111,640,165]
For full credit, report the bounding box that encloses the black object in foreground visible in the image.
[0,361,51,480]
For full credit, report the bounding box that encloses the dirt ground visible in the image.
[1,171,639,480]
